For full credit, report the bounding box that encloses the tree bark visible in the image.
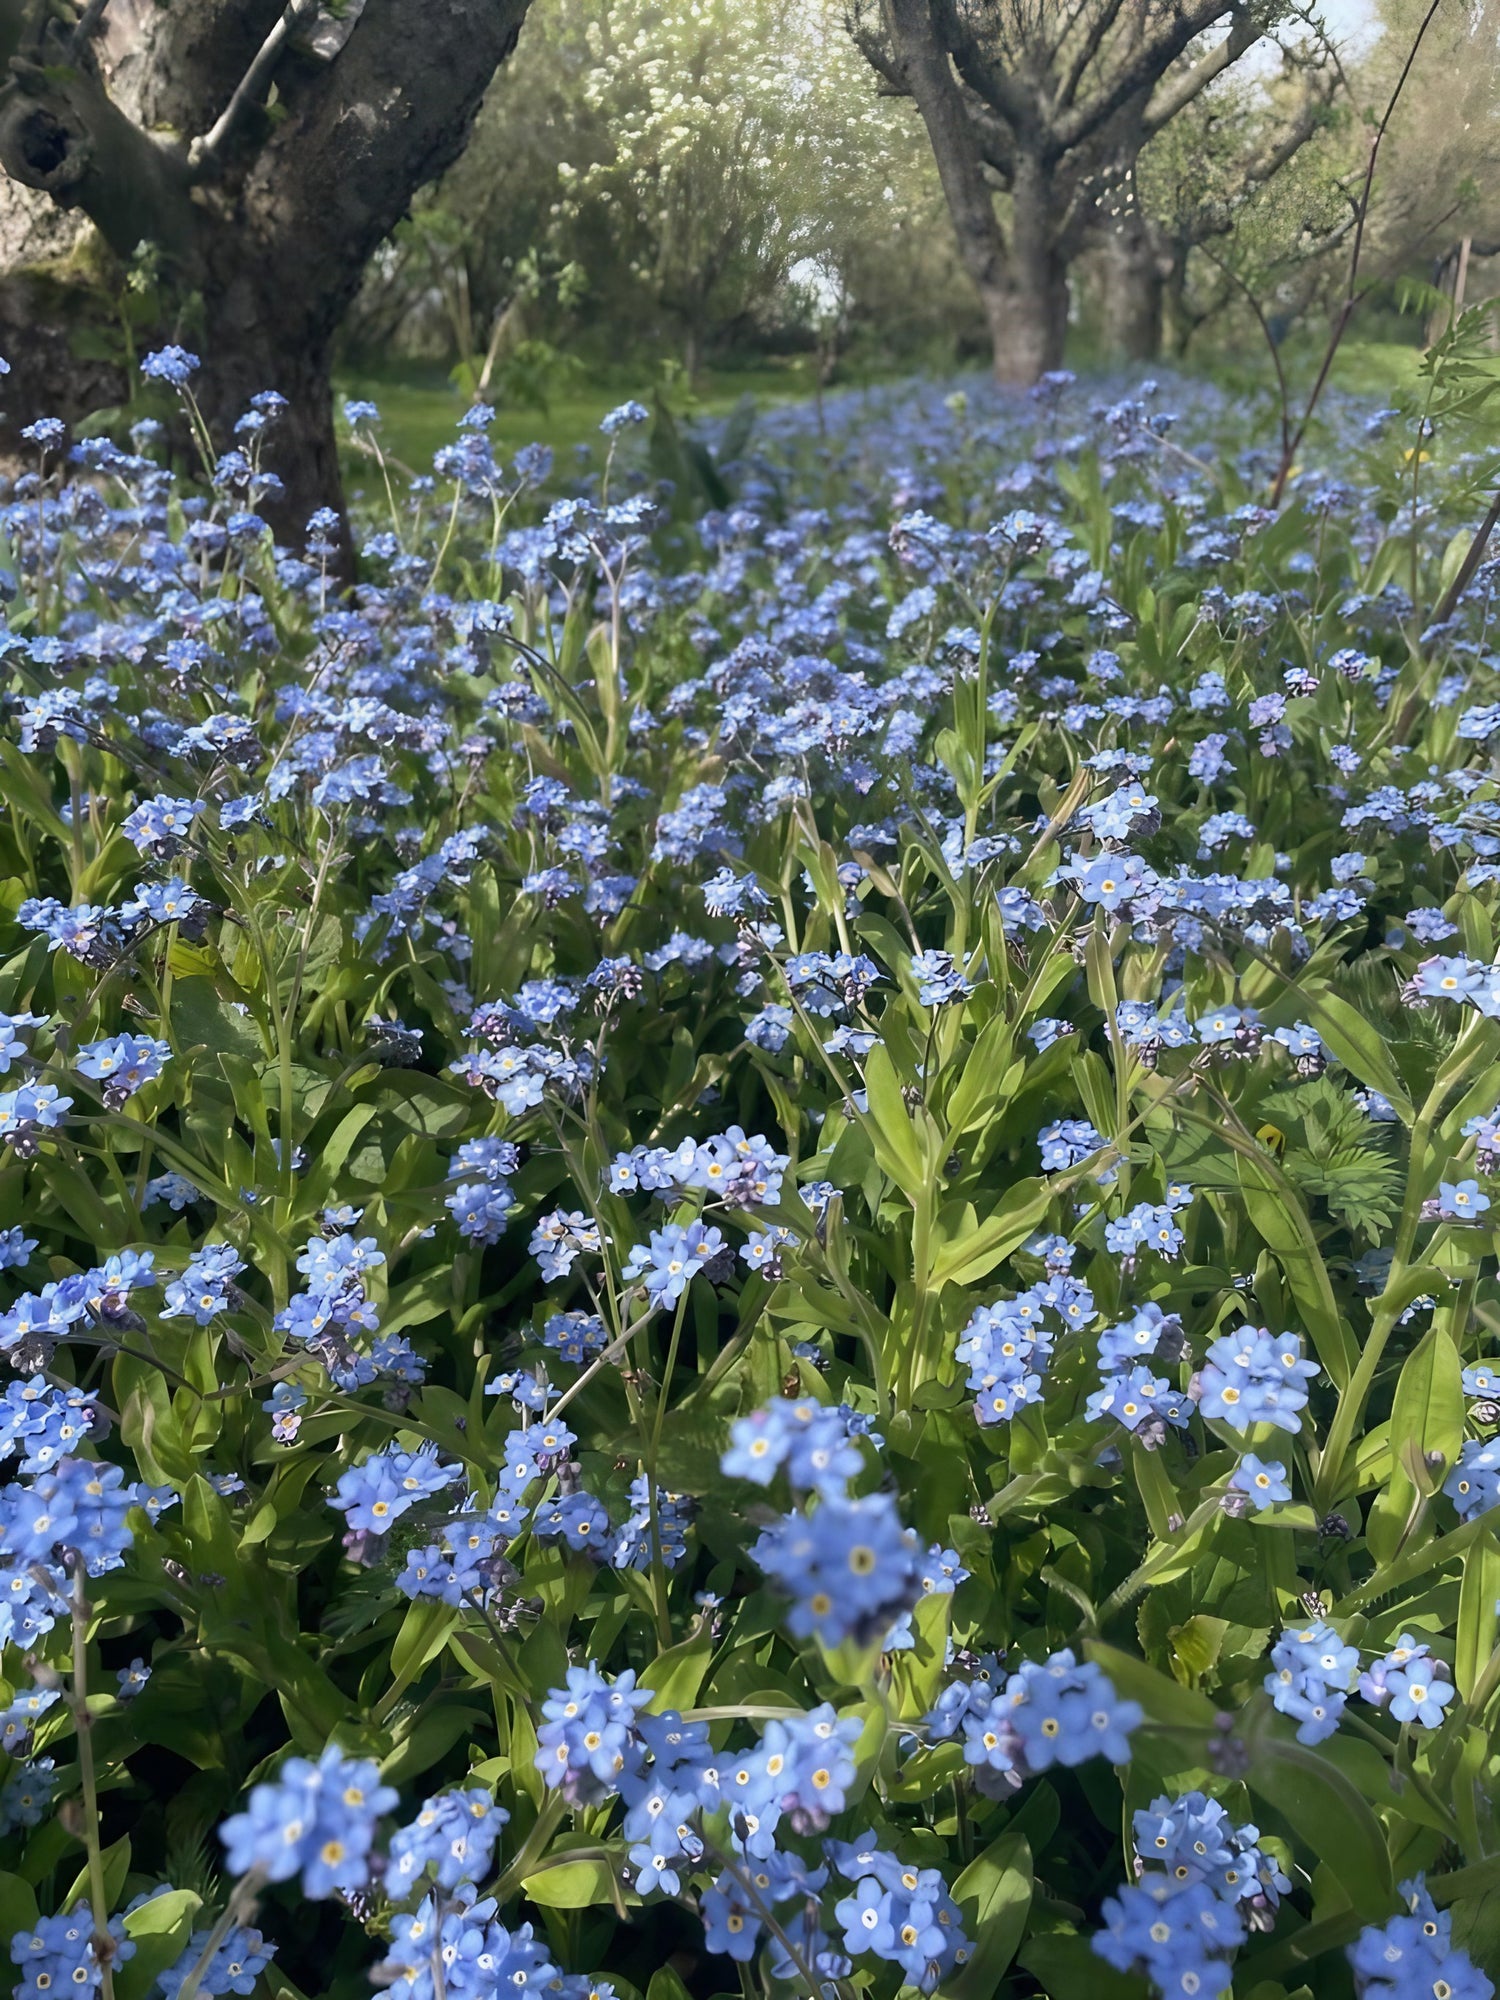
[989,162,1069,383]
[1098,211,1163,363]
[875,0,1034,381]
[0,0,534,551]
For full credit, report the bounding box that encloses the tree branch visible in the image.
[934,0,1035,132]
[240,0,535,339]
[1056,0,1130,111]
[187,0,321,176]
[0,7,194,261]
[1141,6,1258,137]
[873,0,1012,301]
[1270,0,1446,504]
[105,0,288,135]
[1052,0,1242,155]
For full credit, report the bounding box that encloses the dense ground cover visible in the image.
[4,344,1500,2000]
[328,337,1500,492]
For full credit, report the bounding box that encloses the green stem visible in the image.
[70,1566,116,2000]
[170,1869,267,2000]
[493,1794,566,1901]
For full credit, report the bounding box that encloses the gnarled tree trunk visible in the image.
[0,0,534,548]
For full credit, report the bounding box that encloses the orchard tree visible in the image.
[847,0,1301,381]
[353,0,958,386]
[1100,36,1337,359]
[546,0,922,378]
[0,0,533,533]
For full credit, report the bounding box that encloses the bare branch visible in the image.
[1056,0,1129,110]
[188,0,321,176]
[1270,0,1447,504]
[1142,7,1259,137]
[875,0,1011,295]
[1052,0,1242,156]
[67,0,111,56]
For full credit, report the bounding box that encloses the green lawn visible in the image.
[335,333,1500,491]
[334,355,843,483]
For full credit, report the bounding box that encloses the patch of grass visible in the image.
[334,354,851,486]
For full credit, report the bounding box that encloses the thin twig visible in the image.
[1269,0,1447,505]
[68,0,112,55]
[1195,241,1292,474]
[1432,488,1500,628]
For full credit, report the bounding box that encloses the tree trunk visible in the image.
[0,233,345,552]
[1098,214,1163,363]
[1163,249,1195,358]
[194,240,346,546]
[989,164,1069,383]
[0,0,534,553]
[877,0,1046,381]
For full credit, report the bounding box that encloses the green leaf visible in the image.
[1235,1150,1355,1387]
[930,1177,1052,1287]
[61,1835,131,1920]
[523,1848,623,1909]
[0,1871,38,1943]
[943,1014,1015,1143]
[1457,1523,1500,1699]
[1294,985,1415,1124]
[1018,1933,1148,1997]
[640,1629,713,1713]
[863,1043,924,1189]
[388,1598,459,1688]
[116,1888,202,2000]
[1084,1642,1219,1729]
[1365,1325,1464,1563]
[645,1970,694,2000]
[889,1587,953,1718]
[380,1705,488,1789]
[169,976,264,1059]
[942,1830,1032,1997]
[1246,1738,1393,1919]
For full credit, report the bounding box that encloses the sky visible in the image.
[1319,0,1380,49]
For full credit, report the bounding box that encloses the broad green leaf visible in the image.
[889,1587,953,1718]
[641,1629,713,1713]
[1019,1932,1147,1997]
[380,1705,488,1789]
[863,1043,924,1189]
[1085,1642,1219,1730]
[930,1177,1052,1287]
[116,1888,202,2000]
[61,1835,132,1922]
[0,1872,38,1944]
[1365,1325,1464,1563]
[389,1599,459,1688]
[169,976,264,1059]
[1246,1739,1392,1919]
[1457,1524,1500,1699]
[1235,1150,1355,1387]
[943,1013,1015,1143]
[941,1830,1032,1997]
[523,1849,624,1908]
[1294,985,1415,1124]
